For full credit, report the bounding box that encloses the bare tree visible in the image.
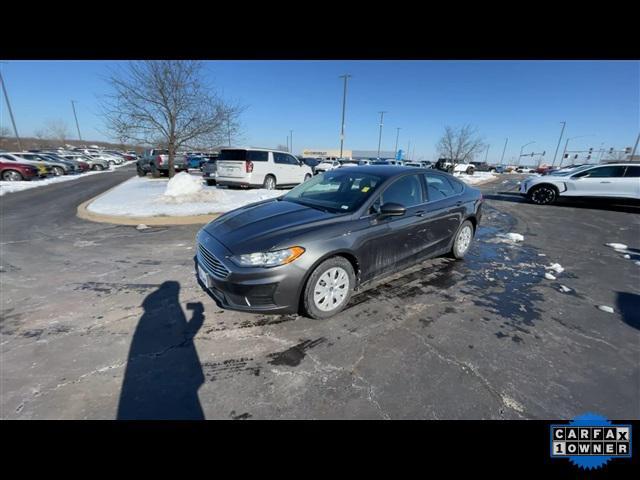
[0,126,12,139]
[34,128,48,140]
[101,61,244,177]
[44,119,71,144]
[276,144,289,152]
[436,125,486,163]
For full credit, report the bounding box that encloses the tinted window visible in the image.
[0,154,16,161]
[274,152,289,164]
[572,166,627,178]
[380,174,424,207]
[424,173,457,201]
[624,166,640,177]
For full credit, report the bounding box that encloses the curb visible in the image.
[76,177,221,226]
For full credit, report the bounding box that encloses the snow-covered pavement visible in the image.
[0,162,134,197]
[87,174,287,217]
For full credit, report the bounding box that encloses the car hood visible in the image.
[203,199,345,254]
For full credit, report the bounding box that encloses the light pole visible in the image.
[500,137,508,165]
[0,64,22,151]
[338,74,351,158]
[519,141,535,166]
[290,130,293,155]
[394,127,401,155]
[71,100,82,141]
[551,121,566,167]
[630,131,640,161]
[377,111,387,159]
[484,144,490,163]
[407,140,411,161]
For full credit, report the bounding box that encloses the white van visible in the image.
[215,148,313,189]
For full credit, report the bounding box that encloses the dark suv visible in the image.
[137,148,187,176]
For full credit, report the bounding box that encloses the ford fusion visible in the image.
[195,166,483,319]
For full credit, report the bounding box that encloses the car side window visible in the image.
[286,154,300,166]
[274,152,288,164]
[380,174,424,208]
[424,173,457,201]
[623,166,640,177]
[572,166,627,178]
[247,151,268,162]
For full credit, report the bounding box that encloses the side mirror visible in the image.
[379,202,406,217]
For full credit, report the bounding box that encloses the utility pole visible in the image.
[519,141,535,166]
[377,111,387,159]
[290,130,293,155]
[407,140,411,160]
[484,144,490,163]
[551,121,566,167]
[500,138,508,165]
[0,65,22,151]
[394,127,401,155]
[71,100,82,141]
[630,131,640,161]
[338,74,351,158]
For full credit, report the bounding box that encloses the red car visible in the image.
[0,160,39,181]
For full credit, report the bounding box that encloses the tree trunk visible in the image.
[168,141,175,178]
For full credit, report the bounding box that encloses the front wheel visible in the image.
[451,220,475,259]
[303,256,355,319]
[528,185,557,205]
[93,164,104,171]
[136,165,146,177]
[466,167,475,175]
[52,166,65,176]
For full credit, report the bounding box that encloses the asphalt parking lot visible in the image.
[1,167,639,419]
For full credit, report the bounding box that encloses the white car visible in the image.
[519,163,640,204]
[314,159,341,174]
[215,148,313,189]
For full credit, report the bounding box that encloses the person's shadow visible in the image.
[117,281,205,419]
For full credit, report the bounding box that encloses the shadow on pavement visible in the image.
[117,281,205,420]
[483,193,640,214]
[616,292,640,330]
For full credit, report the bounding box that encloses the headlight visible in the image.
[232,247,305,268]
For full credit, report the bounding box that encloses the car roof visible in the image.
[335,165,432,178]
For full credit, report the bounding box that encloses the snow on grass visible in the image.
[0,162,132,197]
[596,305,615,314]
[453,171,497,185]
[87,175,287,217]
[605,242,628,250]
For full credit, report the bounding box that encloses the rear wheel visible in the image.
[2,170,24,181]
[263,175,276,190]
[466,166,475,175]
[303,256,355,319]
[206,179,216,186]
[136,165,146,177]
[93,164,104,171]
[451,220,475,259]
[52,166,65,176]
[528,184,558,205]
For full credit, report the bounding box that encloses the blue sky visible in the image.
[1,60,638,163]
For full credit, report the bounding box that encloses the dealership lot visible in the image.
[1,167,638,419]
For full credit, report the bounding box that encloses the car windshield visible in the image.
[282,170,383,213]
[548,165,592,176]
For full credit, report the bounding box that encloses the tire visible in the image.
[466,167,475,175]
[2,170,24,181]
[151,164,160,178]
[304,173,312,182]
[206,179,216,186]
[136,166,146,177]
[489,168,496,173]
[303,256,355,320]
[93,164,104,171]
[528,184,558,205]
[263,175,276,190]
[53,166,65,176]
[450,220,475,260]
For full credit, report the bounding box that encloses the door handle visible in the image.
[415,210,425,217]
[599,181,612,184]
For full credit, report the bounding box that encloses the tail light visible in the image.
[156,155,163,165]
[245,160,254,173]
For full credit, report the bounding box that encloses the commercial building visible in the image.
[301,148,398,161]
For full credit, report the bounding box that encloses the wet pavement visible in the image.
[1,170,639,419]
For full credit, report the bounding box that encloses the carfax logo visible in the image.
[550,413,632,470]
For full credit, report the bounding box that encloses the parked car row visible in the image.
[0,147,136,182]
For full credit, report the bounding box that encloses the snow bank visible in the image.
[88,175,286,217]
[164,171,203,197]
[546,263,565,274]
[454,171,497,186]
[0,166,124,197]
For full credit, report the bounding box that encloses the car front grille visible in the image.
[198,243,230,279]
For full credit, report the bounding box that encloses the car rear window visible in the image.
[219,149,268,162]
[624,166,640,177]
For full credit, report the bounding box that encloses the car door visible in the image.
[422,172,465,252]
[622,165,640,199]
[285,154,304,184]
[568,165,629,197]
[272,152,290,184]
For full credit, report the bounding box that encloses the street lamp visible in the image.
[377,111,387,159]
[338,74,351,158]
[519,141,535,166]
[394,127,401,155]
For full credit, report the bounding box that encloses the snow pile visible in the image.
[136,224,150,230]
[164,172,203,197]
[490,232,525,245]
[544,272,556,280]
[88,175,286,217]
[596,305,615,314]
[605,243,628,250]
[0,169,119,197]
[546,263,565,274]
[558,285,572,293]
[454,171,497,186]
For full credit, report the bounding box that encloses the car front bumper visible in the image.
[195,230,306,314]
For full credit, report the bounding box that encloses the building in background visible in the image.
[301,148,397,161]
